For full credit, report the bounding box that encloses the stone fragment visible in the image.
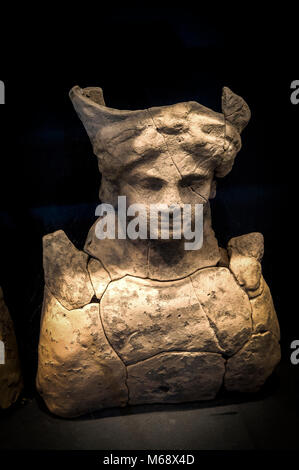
[227,233,265,296]
[0,287,23,409]
[43,230,94,310]
[36,287,128,417]
[127,352,225,405]
[227,232,264,261]
[224,332,281,393]
[100,274,222,365]
[229,255,262,294]
[246,276,264,299]
[88,257,111,299]
[250,278,280,339]
[222,86,251,134]
[191,267,252,355]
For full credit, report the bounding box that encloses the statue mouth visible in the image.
[94,197,203,250]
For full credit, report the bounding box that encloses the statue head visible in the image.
[70,85,250,242]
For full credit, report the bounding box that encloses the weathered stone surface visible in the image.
[36,287,128,417]
[43,230,94,310]
[69,86,250,192]
[229,255,262,295]
[85,204,220,281]
[191,267,252,355]
[85,223,149,280]
[222,86,251,134]
[147,203,220,280]
[101,274,222,365]
[36,85,281,418]
[0,287,23,409]
[88,257,111,299]
[250,278,280,339]
[227,232,264,261]
[228,233,265,299]
[127,352,225,405]
[224,332,281,393]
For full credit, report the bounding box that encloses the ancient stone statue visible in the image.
[0,287,23,409]
[36,85,281,418]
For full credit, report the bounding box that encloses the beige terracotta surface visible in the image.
[0,287,23,409]
[87,257,111,300]
[127,352,225,405]
[36,287,128,418]
[43,230,94,310]
[190,267,252,355]
[227,232,264,261]
[224,332,281,392]
[250,278,280,339]
[36,86,281,417]
[85,204,220,281]
[100,274,222,365]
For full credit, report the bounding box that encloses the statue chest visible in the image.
[100,266,253,363]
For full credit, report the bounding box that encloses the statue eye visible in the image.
[180,175,205,188]
[140,177,164,191]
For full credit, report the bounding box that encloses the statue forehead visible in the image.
[98,101,227,178]
[99,101,225,144]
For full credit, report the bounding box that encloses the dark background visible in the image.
[0,6,298,399]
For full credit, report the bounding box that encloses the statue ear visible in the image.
[221,86,251,133]
[69,86,129,146]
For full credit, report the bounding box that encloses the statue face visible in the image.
[119,156,213,205]
[117,152,213,240]
[97,107,219,240]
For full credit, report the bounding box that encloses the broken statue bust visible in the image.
[36,85,281,418]
[0,287,23,409]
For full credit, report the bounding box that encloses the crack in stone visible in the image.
[126,349,224,367]
[226,261,261,333]
[147,108,183,180]
[44,284,94,312]
[86,255,113,303]
[189,185,208,203]
[98,301,130,405]
[45,283,129,404]
[227,260,250,294]
[247,280,265,300]
[147,108,209,203]
[228,331,279,360]
[106,263,218,284]
[86,255,96,298]
[189,275,224,353]
[85,251,112,281]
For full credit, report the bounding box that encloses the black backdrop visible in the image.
[0,6,298,394]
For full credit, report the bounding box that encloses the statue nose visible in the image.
[162,185,184,206]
